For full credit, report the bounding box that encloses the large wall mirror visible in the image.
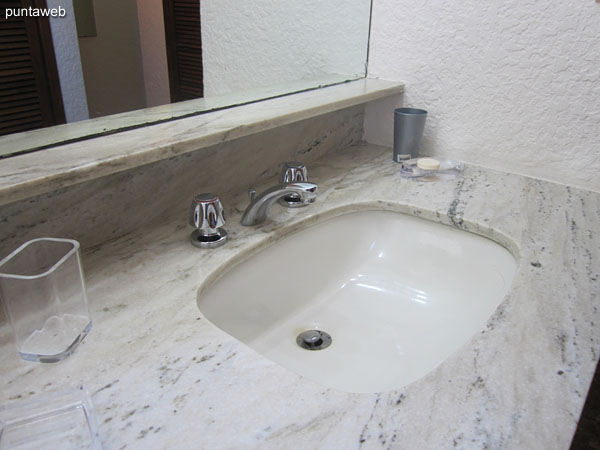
[0,0,372,158]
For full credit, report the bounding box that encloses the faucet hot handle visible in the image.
[189,193,227,248]
[280,162,308,184]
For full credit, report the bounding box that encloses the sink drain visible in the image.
[296,330,332,350]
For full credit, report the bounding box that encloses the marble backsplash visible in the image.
[0,105,364,323]
[0,105,364,257]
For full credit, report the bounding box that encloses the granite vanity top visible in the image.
[0,143,598,450]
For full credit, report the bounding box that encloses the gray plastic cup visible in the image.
[393,108,427,162]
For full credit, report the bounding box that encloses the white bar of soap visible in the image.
[416,157,441,171]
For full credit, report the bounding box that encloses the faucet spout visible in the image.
[241,182,317,226]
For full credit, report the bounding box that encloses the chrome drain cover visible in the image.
[296,330,332,350]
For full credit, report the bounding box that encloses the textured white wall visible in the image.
[136,0,170,107]
[47,0,89,122]
[201,0,370,97]
[365,1,600,192]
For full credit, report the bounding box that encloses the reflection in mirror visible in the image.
[0,0,371,157]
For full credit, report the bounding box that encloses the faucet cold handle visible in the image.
[280,161,308,184]
[189,193,228,248]
[279,162,309,208]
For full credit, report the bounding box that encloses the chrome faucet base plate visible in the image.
[191,228,228,249]
[278,194,308,208]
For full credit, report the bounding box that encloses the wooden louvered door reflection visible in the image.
[0,0,65,137]
[162,0,203,103]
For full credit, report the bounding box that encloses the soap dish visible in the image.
[400,157,463,181]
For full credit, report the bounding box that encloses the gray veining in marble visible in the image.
[0,143,598,450]
[0,79,403,205]
[0,74,359,157]
[0,105,364,258]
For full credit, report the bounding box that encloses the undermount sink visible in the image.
[197,210,517,393]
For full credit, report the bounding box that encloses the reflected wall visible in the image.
[202,0,370,96]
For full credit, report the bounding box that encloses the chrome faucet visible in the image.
[240,182,318,226]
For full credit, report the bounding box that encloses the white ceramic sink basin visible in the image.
[197,210,517,393]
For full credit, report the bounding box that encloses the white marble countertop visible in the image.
[1,143,599,449]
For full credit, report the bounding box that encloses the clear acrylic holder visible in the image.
[399,157,463,181]
[0,385,102,450]
[0,238,92,363]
